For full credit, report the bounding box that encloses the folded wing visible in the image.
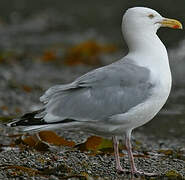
[40,60,153,123]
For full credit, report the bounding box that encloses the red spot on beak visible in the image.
[173,25,180,29]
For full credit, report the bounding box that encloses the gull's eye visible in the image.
[148,14,154,19]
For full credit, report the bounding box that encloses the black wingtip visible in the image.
[6,108,76,128]
[6,120,19,127]
[6,109,46,127]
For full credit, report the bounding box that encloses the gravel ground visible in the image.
[0,128,184,180]
[0,59,185,180]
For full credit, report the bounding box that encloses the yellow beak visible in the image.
[160,18,183,29]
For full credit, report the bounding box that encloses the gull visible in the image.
[7,7,182,176]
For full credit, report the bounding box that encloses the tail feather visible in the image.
[22,121,80,132]
[20,124,58,132]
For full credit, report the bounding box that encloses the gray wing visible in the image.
[39,60,153,123]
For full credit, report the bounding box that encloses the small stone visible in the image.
[49,175,59,180]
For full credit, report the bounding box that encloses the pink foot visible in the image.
[132,169,158,177]
[116,167,157,176]
[116,167,130,174]
[116,165,126,173]
[116,167,159,177]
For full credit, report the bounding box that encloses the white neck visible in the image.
[123,30,169,69]
[123,30,172,92]
[125,30,165,53]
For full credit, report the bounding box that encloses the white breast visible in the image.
[109,37,172,134]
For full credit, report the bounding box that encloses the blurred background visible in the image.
[0,0,185,143]
[0,0,185,50]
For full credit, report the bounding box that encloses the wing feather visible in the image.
[39,60,153,123]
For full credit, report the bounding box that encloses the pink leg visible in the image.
[112,136,124,172]
[125,131,157,176]
[125,131,137,174]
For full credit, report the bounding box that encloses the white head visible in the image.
[122,7,182,51]
[122,7,182,34]
[122,7,162,34]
